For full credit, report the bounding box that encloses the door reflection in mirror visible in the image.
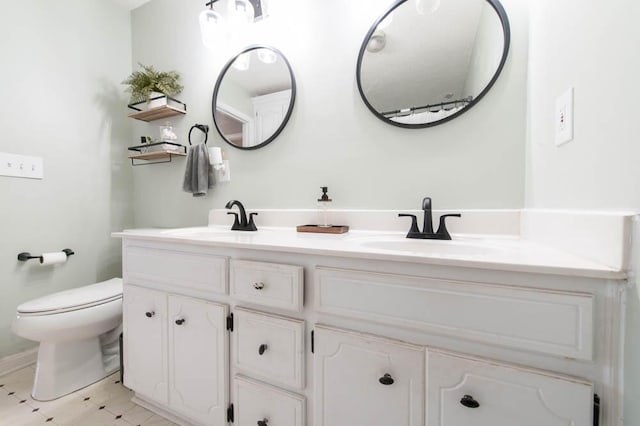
[213,46,296,150]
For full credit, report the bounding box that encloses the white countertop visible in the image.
[112,226,627,280]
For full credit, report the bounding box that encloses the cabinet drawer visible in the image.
[232,308,305,390]
[427,350,593,426]
[234,376,305,426]
[125,245,228,295]
[315,267,594,360]
[230,260,303,312]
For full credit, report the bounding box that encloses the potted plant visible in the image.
[122,63,184,110]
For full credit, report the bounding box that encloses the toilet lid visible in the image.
[17,278,123,314]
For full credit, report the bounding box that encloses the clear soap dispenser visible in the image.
[317,186,332,228]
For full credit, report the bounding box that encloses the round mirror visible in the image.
[356,0,510,128]
[212,46,296,149]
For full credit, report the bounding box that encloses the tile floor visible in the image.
[0,365,177,425]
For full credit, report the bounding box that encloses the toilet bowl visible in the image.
[12,278,123,401]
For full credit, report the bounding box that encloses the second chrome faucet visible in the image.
[226,200,258,231]
[399,197,461,240]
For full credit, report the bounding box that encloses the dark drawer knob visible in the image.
[258,344,268,355]
[460,395,480,408]
[253,282,265,290]
[257,419,268,426]
[145,311,155,318]
[379,373,394,385]
[175,318,186,326]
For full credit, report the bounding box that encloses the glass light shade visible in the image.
[233,52,251,71]
[258,0,269,20]
[257,48,277,64]
[199,8,225,49]
[227,0,255,27]
[416,0,441,14]
[366,30,386,53]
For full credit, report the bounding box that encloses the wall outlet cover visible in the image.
[555,87,574,146]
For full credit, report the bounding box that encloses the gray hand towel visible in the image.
[182,144,215,197]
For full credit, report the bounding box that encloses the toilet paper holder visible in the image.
[17,249,75,262]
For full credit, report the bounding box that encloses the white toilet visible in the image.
[12,278,123,401]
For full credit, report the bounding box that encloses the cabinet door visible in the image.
[314,326,424,426]
[168,295,229,425]
[427,350,593,426]
[123,285,168,404]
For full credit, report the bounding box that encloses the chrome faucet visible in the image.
[225,200,258,231]
[398,197,461,240]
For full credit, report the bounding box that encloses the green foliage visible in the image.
[122,63,184,104]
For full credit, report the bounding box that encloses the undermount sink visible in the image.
[357,236,508,257]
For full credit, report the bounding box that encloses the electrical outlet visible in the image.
[0,152,44,179]
[555,87,574,146]
[216,160,231,182]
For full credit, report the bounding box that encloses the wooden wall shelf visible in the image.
[128,150,186,166]
[128,142,187,166]
[128,105,186,122]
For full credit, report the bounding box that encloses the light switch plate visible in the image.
[555,87,574,146]
[0,152,44,179]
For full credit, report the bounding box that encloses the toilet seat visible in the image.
[17,278,122,315]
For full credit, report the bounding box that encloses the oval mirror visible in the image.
[212,46,296,149]
[357,0,510,128]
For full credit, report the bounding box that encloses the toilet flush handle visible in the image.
[145,311,155,318]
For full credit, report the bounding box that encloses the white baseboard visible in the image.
[0,347,38,377]
[132,395,193,426]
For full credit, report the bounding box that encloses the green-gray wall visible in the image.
[129,0,529,229]
[526,1,640,424]
[0,1,133,358]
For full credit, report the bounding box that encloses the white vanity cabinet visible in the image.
[124,285,229,425]
[314,326,425,426]
[117,232,624,426]
[314,267,596,426]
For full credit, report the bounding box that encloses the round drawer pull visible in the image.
[257,419,268,426]
[145,311,155,318]
[258,344,268,355]
[460,395,480,408]
[253,282,265,290]
[379,373,394,385]
[175,318,186,326]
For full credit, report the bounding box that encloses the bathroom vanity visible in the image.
[114,210,631,426]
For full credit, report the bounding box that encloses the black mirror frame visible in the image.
[212,45,297,150]
[356,0,511,129]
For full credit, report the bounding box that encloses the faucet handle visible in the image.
[421,197,432,211]
[398,213,421,237]
[435,214,461,240]
[247,212,259,231]
[227,212,241,230]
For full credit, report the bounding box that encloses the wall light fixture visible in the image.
[199,0,269,49]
